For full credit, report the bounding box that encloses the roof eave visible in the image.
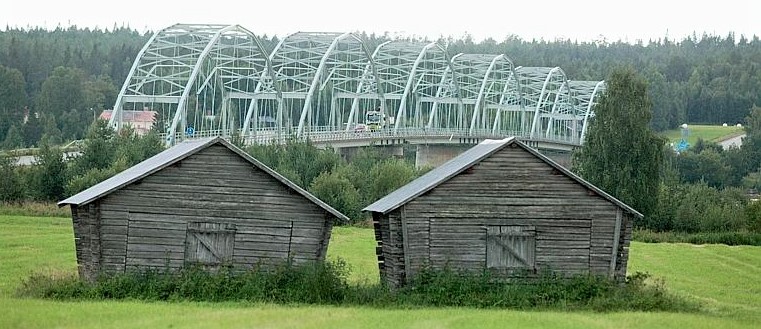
[361,138,515,215]
[512,140,644,218]
[57,137,223,207]
[217,139,351,223]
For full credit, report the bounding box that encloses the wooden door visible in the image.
[185,222,236,267]
[486,225,536,271]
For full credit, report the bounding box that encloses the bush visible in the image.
[19,263,699,313]
[633,228,761,246]
[309,171,361,222]
[649,182,750,233]
[19,260,350,305]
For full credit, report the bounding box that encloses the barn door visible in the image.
[185,222,236,268]
[486,225,536,271]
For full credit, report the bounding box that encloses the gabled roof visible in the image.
[58,137,349,222]
[363,137,643,218]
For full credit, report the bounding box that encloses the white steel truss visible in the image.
[112,23,606,147]
[369,42,458,132]
[444,54,519,134]
[515,67,569,139]
[111,24,272,145]
[570,80,606,143]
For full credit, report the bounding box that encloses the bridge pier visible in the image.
[415,144,472,169]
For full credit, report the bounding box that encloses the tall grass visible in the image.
[0,202,70,218]
[634,229,761,246]
[17,261,700,312]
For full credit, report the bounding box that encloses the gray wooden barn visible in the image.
[59,137,348,280]
[364,138,642,287]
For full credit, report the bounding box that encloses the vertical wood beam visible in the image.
[401,206,411,284]
[609,208,623,278]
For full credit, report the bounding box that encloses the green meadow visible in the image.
[661,124,744,146]
[2,215,760,328]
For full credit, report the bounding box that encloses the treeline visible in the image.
[573,68,761,245]
[0,119,423,224]
[0,120,164,203]
[0,27,148,148]
[641,105,761,238]
[2,27,761,149]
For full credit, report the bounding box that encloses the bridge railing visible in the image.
[160,126,580,147]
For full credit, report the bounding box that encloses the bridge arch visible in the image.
[114,23,604,150]
[112,24,273,145]
[515,67,569,139]
[571,80,606,143]
[368,42,460,133]
[257,32,380,137]
[444,54,520,134]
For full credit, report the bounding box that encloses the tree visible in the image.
[3,125,24,149]
[0,65,27,141]
[573,67,665,219]
[368,159,417,203]
[36,66,86,117]
[309,171,361,222]
[0,154,24,202]
[741,105,761,176]
[72,118,115,175]
[40,112,63,145]
[30,140,67,201]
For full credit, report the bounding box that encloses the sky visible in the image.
[4,0,760,43]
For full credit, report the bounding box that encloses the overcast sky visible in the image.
[4,0,760,43]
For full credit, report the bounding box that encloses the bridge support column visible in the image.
[415,144,472,169]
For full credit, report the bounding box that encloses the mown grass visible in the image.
[3,215,761,328]
[661,124,744,146]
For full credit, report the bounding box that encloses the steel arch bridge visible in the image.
[111,24,606,149]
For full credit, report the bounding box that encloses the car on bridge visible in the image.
[354,123,369,133]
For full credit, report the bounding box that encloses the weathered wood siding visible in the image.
[381,143,630,287]
[71,202,101,281]
[81,144,333,278]
[375,210,405,287]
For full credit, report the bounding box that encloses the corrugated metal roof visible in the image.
[58,137,349,222]
[363,138,642,218]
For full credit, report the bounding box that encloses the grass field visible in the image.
[3,215,761,328]
[661,124,744,146]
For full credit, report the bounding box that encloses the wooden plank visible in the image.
[235,241,290,252]
[610,208,623,278]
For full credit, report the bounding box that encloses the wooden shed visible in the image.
[59,137,348,281]
[364,138,642,287]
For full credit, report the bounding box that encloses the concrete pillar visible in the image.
[415,144,472,169]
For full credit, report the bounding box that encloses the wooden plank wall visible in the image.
[72,203,101,281]
[615,213,634,280]
[399,144,623,281]
[94,144,333,274]
[377,210,405,287]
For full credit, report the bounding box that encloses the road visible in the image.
[718,134,745,150]
[13,152,81,166]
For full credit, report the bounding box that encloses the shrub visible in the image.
[19,263,699,313]
[633,228,761,246]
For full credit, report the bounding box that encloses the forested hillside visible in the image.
[1,27,760,148]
